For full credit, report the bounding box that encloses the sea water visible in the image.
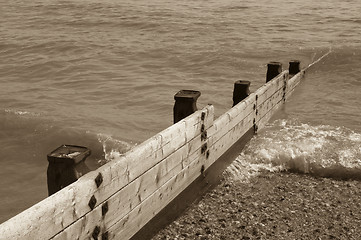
[0,0,360,223]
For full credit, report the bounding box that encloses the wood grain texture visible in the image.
[50,106,214,240]
[0,67,308,240]
[285,70,305,99]
[0,105,214,240]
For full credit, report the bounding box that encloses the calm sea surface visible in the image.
[1,0,360,223]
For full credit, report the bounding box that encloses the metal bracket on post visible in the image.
[232,80,250,107]
[47,145,91,196]
[266,62,282,82]
[173,90,201,124]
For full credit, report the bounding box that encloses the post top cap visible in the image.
[234,80,251,85]
[47,145,91,164]
[174,90,201,101]
[268,61,282,66]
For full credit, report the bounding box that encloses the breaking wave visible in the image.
[226,119,361,181]
[4,108,41,117]
[97,133,133,165]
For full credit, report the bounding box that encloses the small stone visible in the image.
[199,218,206,223]
[205,227,211,234]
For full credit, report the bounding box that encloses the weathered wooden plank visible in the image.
[288,71,303,91]
[255,69,306,131]
[64,112,214,239]
[204,71,288,171]
[107,145,208,239]
[205,111,255,170]
[255,71,288,106]
[207,94,256,146]
[256,88,284,130]
[253,70,289,130]
[0,172,98,240]
[51,140,197,239]
[0,105,214,240]
[51,106,214,240]
[285,70,305,99]
[0,61,310,240]
[203,71,287,171]
[104,100,254,239]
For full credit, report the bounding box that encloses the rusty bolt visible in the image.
[95,172,103,188]
[254,124,258,133]
[92,226,100,240]
[88,195,97,210]
[201,143,207,154]
[102,232,109,240]
[201,131,207,141]
[102,202,109,216]
[201,112,206,121]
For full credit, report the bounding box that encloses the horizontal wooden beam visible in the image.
[108,147,208,239]
[51,106,214,239]
[51,70,293,240]
[0,64,307,240]
[0,105,214,240]
[286,70,305,99]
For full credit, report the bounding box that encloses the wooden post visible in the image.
[289,60,301,75]
[47,145,91,195]
[232,80,250,107]
[173,90,201,123]
[266,62,282,82]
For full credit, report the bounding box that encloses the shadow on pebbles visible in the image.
[152,171,361,240]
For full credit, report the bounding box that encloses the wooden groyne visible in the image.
[0,61,306,240]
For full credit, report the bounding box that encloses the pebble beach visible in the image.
[153,172,361,240]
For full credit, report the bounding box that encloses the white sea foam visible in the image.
[97,133,133,164]
[226,120,361,181]
[4,109,40,117]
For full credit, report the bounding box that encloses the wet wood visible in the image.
[208,94,256,145]
[107,143,209,239]
[0,67,307,240]
[256,71,287,106]
[50,71,291,240]
[50,106,214,240]
[286,70,305,99]
[0,105,214,240]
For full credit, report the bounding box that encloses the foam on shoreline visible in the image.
[226,119,361,181]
